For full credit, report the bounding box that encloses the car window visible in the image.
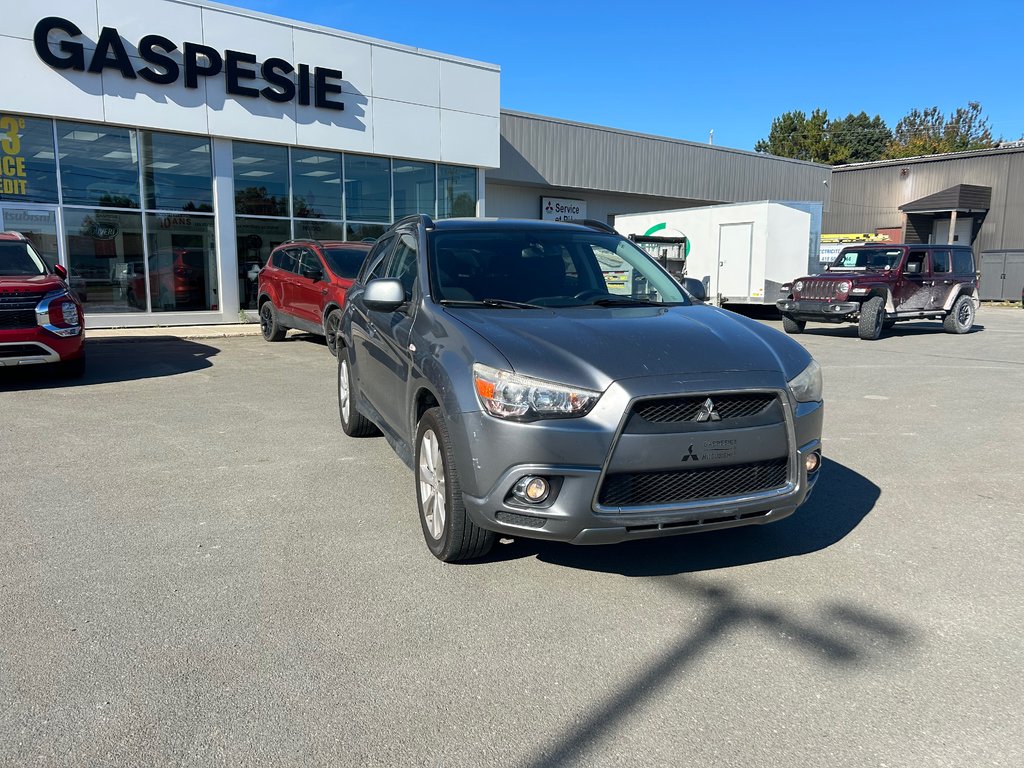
[952,249,975,275]
[298,248,322,276]
[0,241,47,276]
[931,249,951,274]
[360,234,396,283]
[905,250,927,275]
[833,249,901,270]
[323,247,369,279]
[272,248,300,273]
[385,232,419,299]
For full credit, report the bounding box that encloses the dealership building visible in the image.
[2,0,834,327]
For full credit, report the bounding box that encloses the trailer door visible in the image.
[717,222,754,302]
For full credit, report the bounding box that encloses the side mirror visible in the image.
[54,263,68,279]
[302,265,324,282]
[682,276,707,302]
[905,262,921,275]
[363,278,405,312]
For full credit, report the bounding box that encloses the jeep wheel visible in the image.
[259,301,286,342]
[415,407,495,563]
[338,346,380,437]
[943,294,975,334]
[324,309,342,357]
[782,315,806,334]
[858,296,886,340]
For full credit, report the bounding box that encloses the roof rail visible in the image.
[289,238,325,249]
[393,213,435,231]
[569,219,617,234]
[3,230,29,240]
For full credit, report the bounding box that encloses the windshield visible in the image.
[0,241,47,276]
[324,247,369,279]
[428,229,688,307]
[832,248,902,270]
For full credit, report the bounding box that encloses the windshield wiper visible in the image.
[587,297,665,306]
[439,298,543,309]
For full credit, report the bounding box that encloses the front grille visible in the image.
[798,279,839,301]
[599,458,789,507]
[0,310,38,330]
[495,511,546,529]
[634,394,776,424]
[0,343,48,358]
[0,291,45,310]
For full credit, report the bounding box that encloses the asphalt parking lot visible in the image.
[2,307,1023,767]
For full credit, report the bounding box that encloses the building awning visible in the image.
[900,184,992,214]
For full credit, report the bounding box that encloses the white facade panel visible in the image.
[371,46,440,108]
[441,112,499,168]
[199,7,295,62]
[373,100,441,162]
[292,29,373,98]
[205,74,298,145]
[0,36,107,123]
[296,99,374,154]
[97,0,203,47]
[440,61,499,116]
[102,57,211,135]
[3,0,100,40]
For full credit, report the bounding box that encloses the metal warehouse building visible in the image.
[825,145,1024,301]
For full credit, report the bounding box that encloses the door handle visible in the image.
[321,288,328,295]
[922,280,934,286]
[943,280,953,285]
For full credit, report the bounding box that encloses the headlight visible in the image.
[472,363,601,420]
[793,280,804,293]
[788,359,823,403]
[836,280,852,296]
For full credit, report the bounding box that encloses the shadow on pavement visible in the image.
[484,458,878,576]
[0,337,220,391]
[802,321,984,338]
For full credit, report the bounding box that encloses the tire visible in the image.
[858,296,886,340]
[415,407,496,562]
[324,309,342,357]
[337,346,380,437]
[782,315,806,334]
[57,355,86,379]
[943,294,976,334]
[259,301,286,342]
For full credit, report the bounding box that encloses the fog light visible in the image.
[805,452,821,474]
[512,476,550,504]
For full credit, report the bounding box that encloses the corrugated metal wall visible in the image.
[827,149,1024,254]
[489,111,832,210]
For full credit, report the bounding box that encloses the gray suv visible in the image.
[338,216,824,562]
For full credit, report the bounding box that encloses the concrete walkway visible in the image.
[86,324,263,341]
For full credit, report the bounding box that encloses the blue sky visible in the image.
[235,0,1024,152]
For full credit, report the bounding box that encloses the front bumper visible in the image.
[0,326,84,367]
[449,371,824,545]
[777,299,860,322]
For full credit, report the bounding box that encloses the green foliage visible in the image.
[756,102,995,164]
[884,102,996,158]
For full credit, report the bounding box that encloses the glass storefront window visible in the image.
[294,219,345,241]
[146,214,217,312]
[346,223,386,243]
[0,114,59,204]
[344,154,390,223]
[292,149,342,219]
[393,161,436,219]
[236,217,292,309]
[234,142,289,217]
[58,121,139,208]
[64,209,144,312]
[142,132,213,213]
[438,165,477,218]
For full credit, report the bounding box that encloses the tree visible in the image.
[885,102,995,158]
[755,109,891,164]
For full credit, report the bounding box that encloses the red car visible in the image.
[257,239,372,355]
[0,231,86,377]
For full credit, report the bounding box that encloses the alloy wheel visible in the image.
[338,359,351,424]
[418,429,446,540]
[260,305,272,337]
[958,300,973,327]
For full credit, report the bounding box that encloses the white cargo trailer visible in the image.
[614,201,818,306]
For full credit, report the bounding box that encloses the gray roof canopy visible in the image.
[900,184,992,214]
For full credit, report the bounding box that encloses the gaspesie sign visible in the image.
[33,16,345,111]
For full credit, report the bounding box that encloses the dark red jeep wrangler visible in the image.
[0,232,85,377]
[777,244,979,340]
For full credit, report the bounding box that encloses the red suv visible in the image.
[0,232,86,377]
[257,239,372,355]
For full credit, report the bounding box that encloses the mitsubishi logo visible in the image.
[695,398,721,422]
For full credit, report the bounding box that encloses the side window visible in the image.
[298,248,322,276]
[360,235,396,283]
[952,249,975,275]
[905,250,927,275]
[386,232,420,299]
[931,250,951,274]
[272,248,300,272]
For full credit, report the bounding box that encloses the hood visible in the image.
[0,273,63,294]
[445,304,812,392]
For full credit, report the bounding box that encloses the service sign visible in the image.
[819,241,863,264]
[541,197,586,222]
